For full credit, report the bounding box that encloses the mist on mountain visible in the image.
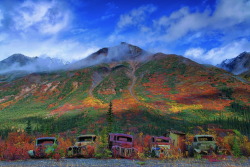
[0,54,66,74]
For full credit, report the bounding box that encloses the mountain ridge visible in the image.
[0,54,65,76]
[217,52,250,75]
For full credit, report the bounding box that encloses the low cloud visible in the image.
[0,56,65,74]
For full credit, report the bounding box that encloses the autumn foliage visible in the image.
[0,132,34,161]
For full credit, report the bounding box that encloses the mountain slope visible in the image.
[0,45,249,135]
[217,52,250,75]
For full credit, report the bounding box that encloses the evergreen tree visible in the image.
[25,120,32,135]
[107,101,114,134]
[94,127,112,158]
[232,136,242,157]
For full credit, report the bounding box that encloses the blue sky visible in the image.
[0,0,249,64]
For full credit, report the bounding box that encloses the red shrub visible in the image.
[0,132,34,161]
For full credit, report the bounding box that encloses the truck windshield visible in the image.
[198,137,214,141]
[156,138,169,143]
[78,136,94,142]
[117,136,132,142]
[37,139,55,145]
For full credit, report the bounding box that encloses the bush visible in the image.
[0,132,34,161]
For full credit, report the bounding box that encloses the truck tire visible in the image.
[188,147,194,157]
[31,150,36,158]
[112,147,119,158]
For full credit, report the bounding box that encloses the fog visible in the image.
[69,42,152,70]
[0,56,66,74]
[0,43,153,74]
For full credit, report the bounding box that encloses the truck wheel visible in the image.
[151,150,157,157]
[188,147,194,157]
[112,148,119,158]
[31,150,35,158]
[214,146,219,154]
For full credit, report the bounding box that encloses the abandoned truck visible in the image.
[188,135,218,157]
[67,134,96,157]
[28,137,58,158]
[150,136,172,157]
[108,133,137,158]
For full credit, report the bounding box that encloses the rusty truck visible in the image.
[67,134,96,157]
[28,137,58,158]
[108,133,137,158]
[188,135,218,157]
[150,136,172,157]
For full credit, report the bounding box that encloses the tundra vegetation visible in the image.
[0,54,249,161]
[0,102,249,161]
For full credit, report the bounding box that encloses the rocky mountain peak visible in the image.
[218,52,250,75]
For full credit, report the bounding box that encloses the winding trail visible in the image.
[89,72,106,97]
[232,75,249,84]
[128,62,140,102]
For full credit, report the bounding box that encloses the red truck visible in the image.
[108,133,137,158]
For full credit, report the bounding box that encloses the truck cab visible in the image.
[188,135,218,156]
[108,133,136,158]
[150,136,171,157]
[28,137,58,158]
[67,134,96,157]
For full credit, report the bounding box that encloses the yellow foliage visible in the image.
[82,97,108,108]
[245,142,250,155]
[0,100,14,110]
[169,102,203,113]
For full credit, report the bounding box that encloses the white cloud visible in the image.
[117,4,157,29]
[184,39,250,64]
[0,37,99,62]
[153,0,250,42]
[113,0,250,45]
[12,0,70,34]
[0,0,101,63]
[184,48,205,58]
[212,0,250,28]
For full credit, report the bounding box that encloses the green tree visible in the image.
[232,136,242,157]
[94,127,112,158]
[107,101,114,133]
[25,120,32,135]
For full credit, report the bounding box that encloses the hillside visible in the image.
[0,45,249,136]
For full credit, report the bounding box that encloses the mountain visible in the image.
[217,52,250,75]
[0,43,249,135]
[0,54,36,70]
[69,42,151,70]
[0,54,65,78]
